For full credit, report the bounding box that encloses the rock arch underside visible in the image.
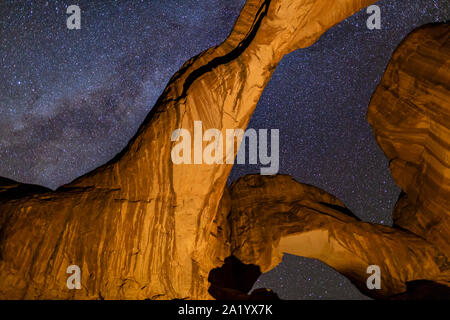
[0,0,449,300]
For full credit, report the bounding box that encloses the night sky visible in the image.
[1,0,449,299]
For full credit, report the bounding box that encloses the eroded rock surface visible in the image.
[368,23,450,256]
[0,0,376,299]
[227,23,450,299]
[228,174,449,299]
[1,3,448,300]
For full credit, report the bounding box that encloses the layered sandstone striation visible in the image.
[0,2,448,300]
[367,23,450,257]
[225,23,450,299]
[0,0,377,299]
[228,174,449,299]
[230,23,450,299]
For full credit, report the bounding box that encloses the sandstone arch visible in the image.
[1,1,449,300]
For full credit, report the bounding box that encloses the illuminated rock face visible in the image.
[228,174,449,299]
[228,23,450,299]
[0,0,377,299]
[1,3,448,301]
[367,23,450,258]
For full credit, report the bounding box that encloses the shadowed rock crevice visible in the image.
[208,255,279,300]
[318,202,361,220]
[180,0,272,99]
[208,256,279,300]
[390,280,450,300]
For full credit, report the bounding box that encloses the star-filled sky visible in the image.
[1,0,449,299]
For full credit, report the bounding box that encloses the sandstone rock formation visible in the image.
[228,174,449,299]
[0,0,377,299]
[225,23,450,299]
[0,1,448,300]
[367,23,450,258]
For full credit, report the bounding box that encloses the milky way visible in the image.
[1,0,449,299]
